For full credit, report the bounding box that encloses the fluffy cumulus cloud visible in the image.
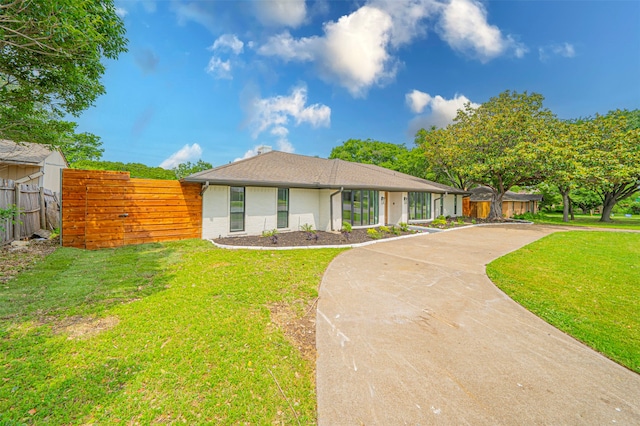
[159,143,203,169]
[257,0,524,97]
[206,34,244,79]
[211,34,244,54]
[258,6,397,97]
[406,91,479,134]
[240,85,330,158]
[437,0,526,62]
[255,0,307,28]
[539,42,576,61]
[172,1,216,33]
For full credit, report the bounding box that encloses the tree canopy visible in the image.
[0,0,127,145]
[416,90,556,219]
[329,139,432,179]
[72,160,178,180]
[173,160,213,180]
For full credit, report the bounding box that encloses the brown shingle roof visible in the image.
[0,140,54,165]
[184,151,467,194]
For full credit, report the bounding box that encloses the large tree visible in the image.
[579,110,640,222]
[0,0,127,145]
[329,139,432,179]
[173,160,213,179]
[416,91,556,220]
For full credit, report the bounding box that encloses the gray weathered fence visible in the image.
[0,179,60,245]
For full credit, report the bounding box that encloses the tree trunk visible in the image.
[568,197,575,221]
[561,189,570,222]
[600,195,616,222]
[488,191,504,221]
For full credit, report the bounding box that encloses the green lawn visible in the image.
[530,212,640,230]
[0,240,343,424]
[487,231,640,373]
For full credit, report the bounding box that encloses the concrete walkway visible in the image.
[316,225,640,425]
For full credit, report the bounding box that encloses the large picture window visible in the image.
[342,190,378,226]
[277,188,289,228]
[230,187,245,232]
[408,192,431,220]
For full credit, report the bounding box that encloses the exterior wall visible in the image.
[0,151,67,196]
[202,185,332,238]
[289,188,320,232]
[245,187,278,234]
[42,151,67,195]
[202,185,231,239]
[0,164,40,183]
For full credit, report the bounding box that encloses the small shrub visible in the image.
[471,219,477,224]
[398,222,409,232]
[261,229,278,244]
[367,228,381,239]
[379,225,390,233]
[340,221,352,240]
[456,217,465,225]
[391,226,401,235]
[300,223,317,240]
[431,216,447,227]
[0,204,20,233]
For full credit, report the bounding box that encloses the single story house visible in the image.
[0,139,68,195]
[465,186,543,219]
[184,151,468,239]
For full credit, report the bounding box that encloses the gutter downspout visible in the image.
[200,181,210,196]
[329,187,344,231]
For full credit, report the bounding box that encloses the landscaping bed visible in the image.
[214,228,418,247]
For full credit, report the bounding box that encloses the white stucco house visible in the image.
[0,140,68,195]
[184,151,468,239]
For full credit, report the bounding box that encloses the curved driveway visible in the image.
[316,225,640,425]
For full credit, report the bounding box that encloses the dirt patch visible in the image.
[215,229,417,248]
[52,315,120,340]
[269,299,318,362]
[0,237,59,284]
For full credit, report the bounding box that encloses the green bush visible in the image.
[367,228,381,239]
[379,225,390,233]
[431,216,447,226]
[341,221,352,233]
[0,204,20,233]
[398,222,409,232]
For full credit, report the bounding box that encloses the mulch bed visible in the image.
[214,229,418,247]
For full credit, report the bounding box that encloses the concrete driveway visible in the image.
[316,225,640,425]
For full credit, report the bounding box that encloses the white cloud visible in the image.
[205,57,232,79]
[369,0,438,47]
[539,42,576,61]
[206,34,244,79]
[241,85,330,158]
[159,143,203,169]
[437,0,526,62]
[258,6,396,97]
[407,92,479,134]
[210,34,244,55]
[255,0,307,28]
[405,89,432,113]
[115,7,128,18]
[172,1,216,33]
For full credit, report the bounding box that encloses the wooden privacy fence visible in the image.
[62,169,202,249]
[1,178,60,245]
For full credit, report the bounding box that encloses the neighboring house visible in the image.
[466,186,543,219]
[0,140,68,195]
[184,151,467,239]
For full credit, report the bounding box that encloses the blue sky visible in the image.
[76,0,640,168]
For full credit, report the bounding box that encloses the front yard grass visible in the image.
[487,231,640,373]
[530,212,640,230]
[0,239,343,424]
